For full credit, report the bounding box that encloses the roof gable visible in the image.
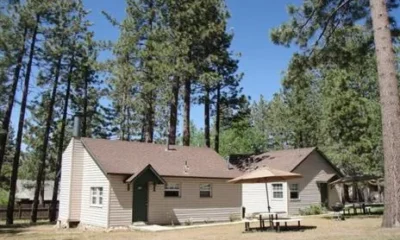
[79,138,240,179]
[229,147,342,176]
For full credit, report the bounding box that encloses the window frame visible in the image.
[164,183,181,198]
[90,187,104,207]
[199,183,212,198]
[289,183,300,200]
[272,183,284,199]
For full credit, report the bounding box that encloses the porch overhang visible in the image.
[124,164,166,185]
[316,173,337,184]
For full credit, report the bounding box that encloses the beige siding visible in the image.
[287,151,340,215]
[69,139,84,220]
[79,147,109,227]
[148,177,242,224]
[58,139,74,221]
[108,175,132,227]
[242,182,288,215]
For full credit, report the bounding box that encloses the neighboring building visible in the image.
[16,179,57,204]
[230,147,343,216]
[58,136,242,228]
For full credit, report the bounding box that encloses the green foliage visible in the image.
[0,188,8,205]
[299,204,327,216]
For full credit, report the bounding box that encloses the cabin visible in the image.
[58,122,242,228]
[230,147,343,215]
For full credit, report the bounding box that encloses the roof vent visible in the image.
[183,161,189,174]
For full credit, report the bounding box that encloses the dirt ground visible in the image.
[1,216,400,240]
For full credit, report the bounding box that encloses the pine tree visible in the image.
[271,0,400,227]
[31,0,80,223]
[0,1,28,177]
[50,0,91,222]
[6,0,41,225]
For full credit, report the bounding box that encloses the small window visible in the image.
[90,187,103,206]
[272,183,283,199]
[200,184,212,198]
[290,183,299,199]
[164,183,180,197]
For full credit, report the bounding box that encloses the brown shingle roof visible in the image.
[229,147,316,172]
[80,138,241,179]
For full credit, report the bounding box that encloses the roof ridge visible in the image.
[81,137,216,151]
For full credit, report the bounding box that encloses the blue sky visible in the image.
[82,0,300,129]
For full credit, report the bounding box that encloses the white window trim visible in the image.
[199,183,212,198]
[90,187,104,207]
[164,183,181,198]
[272,183,284,199]
[289,183,300,200]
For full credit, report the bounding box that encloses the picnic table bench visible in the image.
[244,211,288,231]
[272,218,302,232]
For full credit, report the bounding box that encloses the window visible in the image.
[290,184,299,200]
[272,183,283,199]
[200,184,212,198]
[164,183,180,197]
[90,187,103,206]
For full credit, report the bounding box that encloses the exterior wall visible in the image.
[79,146,110,228]
[287,151,340,215]
[242,182,288,216]
[69,139,84,220]
[148,177,242,224]
[58,139,74,221]
[108,175,132,227]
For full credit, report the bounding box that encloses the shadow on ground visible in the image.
[0,221,53,235]
[244,225,317,233]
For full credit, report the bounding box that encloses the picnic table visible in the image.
[244,211,287,231]
[343,202,384,215]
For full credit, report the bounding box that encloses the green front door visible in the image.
[133,182,148,222]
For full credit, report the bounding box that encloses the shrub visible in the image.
[0,189,8,206]
[229,213,242,222]
[299,204,327,215]
[184,218,193,225]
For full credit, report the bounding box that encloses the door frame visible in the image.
[132,181,149,222]
[128,164,166,223]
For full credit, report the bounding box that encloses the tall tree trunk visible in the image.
[214,83,221,153]
[144,0,155,143]
[168,79,179,145]
[204,85,210,148]
[82,68,88,137]
[6,15,39,225]
[144,97,154,143]
[370,0,400,228]
[49,50,75,222]
[31,50,63,223]
[182,78,191,146]
[0,27,27,176]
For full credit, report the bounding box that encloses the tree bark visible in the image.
[49,49,76,222]
[31,49,63,223]
[204,85,210,148]
[168,79,179,145]
[144,98,154,143]
[214,83,221,152]
[0,27,27,176]
[6,15,39,225]
[370,0,400,228]
[82,67,89,137]
[182,78,191,146]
